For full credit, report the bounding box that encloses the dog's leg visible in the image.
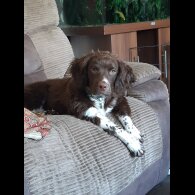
[112,97,143,143]
[84,107,144,157]
[118,115,144,143]
[98,114,144,156]
[113,127,144,157]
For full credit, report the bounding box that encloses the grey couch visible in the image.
[24,0,170,194]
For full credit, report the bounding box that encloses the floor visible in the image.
[147,175,170,195]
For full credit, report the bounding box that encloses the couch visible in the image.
[24,0,170,194]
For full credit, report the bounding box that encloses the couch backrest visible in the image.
[24,0,74,84]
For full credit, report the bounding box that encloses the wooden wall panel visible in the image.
[111,32,137,61]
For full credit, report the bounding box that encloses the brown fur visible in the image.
[24,51,135,121]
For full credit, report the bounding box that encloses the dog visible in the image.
[24,51,144,157]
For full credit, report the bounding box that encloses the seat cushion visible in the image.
[24,34,47,86]
[24,0,59,34]
[125,62,161,87]
[128,80,169,103]
[26,27,74,79]
[24,97,162,195]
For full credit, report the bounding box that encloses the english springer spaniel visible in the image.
[24,51,144,157]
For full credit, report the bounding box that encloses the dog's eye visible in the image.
[110,69,117,74]
[91,67,99,72]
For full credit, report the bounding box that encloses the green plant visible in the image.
[106,0,169,23]
[106,0,131,23]
[60,0,169,26]
[95,0,106,24]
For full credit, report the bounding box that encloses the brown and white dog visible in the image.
[24,51,144,156]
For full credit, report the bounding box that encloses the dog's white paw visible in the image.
[127,142,145,157]
[118,115,144,143]
[114,128,145,157]
[130,125,144,143]
[126,136,145,157]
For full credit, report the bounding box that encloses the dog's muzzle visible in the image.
[98,81,111,95]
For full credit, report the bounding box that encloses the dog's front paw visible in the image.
[139,136,144,144]
[119,115,144,143]
[128,126,144,143]
[114,128,145,157]
[126,138,145,157]
[127,130,144,144]
[130,147,145,157]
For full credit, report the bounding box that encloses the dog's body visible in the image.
[24,51,144,156]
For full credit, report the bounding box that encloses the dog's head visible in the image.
[70,51,135,96]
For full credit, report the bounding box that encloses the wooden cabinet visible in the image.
[62,19,170,91]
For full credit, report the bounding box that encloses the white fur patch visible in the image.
[114,128,142,154]
[102,77,109,85]
[105,107,113,114]
[89,95,107,116]
[98,115,116,129]
[84,107,98,118]
[118,115,141,140]
[88,88,116,116]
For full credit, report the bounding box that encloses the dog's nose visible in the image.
[98,81,107,91]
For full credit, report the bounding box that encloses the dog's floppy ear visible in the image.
[70,52,94,89]
[114,60,135,96]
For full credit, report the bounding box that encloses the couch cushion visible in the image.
[27,27,74,79]
[24,0,59,34]
[128,80,169,102]
[24,34,42,75]
[24,97,162,195]
[125,62,161,87]
[24,34,47,85]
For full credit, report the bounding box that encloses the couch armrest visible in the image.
[128,80,169,103]
[125,62,161,87]
[124,61,169,103]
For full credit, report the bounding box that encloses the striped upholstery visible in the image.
[125,62,161,87]
[24,0,59,34]
[27,27,74,79]
[24,0,74,79]
[128,80,169,102]
[24,97,162,195]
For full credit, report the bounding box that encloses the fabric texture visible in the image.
[24,97,162,195]
[128,80,169,103]
[24,0,59,34]
[24,0,74,80]
[148,100,170,182]
[119,99,170,195]
[126,62,161,87]
[27,27,74,79]
[24,34,42,75]
[24,108,51,140]
[24,34,47,85]
[118,159,161,195]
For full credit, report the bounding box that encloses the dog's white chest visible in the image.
[89,96,107,116]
